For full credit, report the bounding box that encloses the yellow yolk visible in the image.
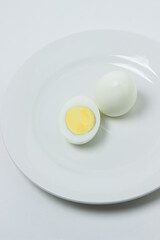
[65,106,95,135]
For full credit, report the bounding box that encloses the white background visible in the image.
[0,0,160,239]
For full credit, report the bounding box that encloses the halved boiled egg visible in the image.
[59,96,100,144]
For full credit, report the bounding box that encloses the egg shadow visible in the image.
[69,91,147,150]
[73,116,108,150]
[108,91,148,121]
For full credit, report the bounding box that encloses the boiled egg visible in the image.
[59,96,100,144]
[94,71,137,117]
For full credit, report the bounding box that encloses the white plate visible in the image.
[1,30,160,204]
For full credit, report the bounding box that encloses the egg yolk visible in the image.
[65,106,95,135]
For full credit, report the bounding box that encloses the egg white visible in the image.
[94,71,137,117]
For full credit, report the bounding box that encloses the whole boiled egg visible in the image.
[94,71,137,117]
[59,96,100,144]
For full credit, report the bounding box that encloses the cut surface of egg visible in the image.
[94,71,137,117]
[59,96,100,144]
